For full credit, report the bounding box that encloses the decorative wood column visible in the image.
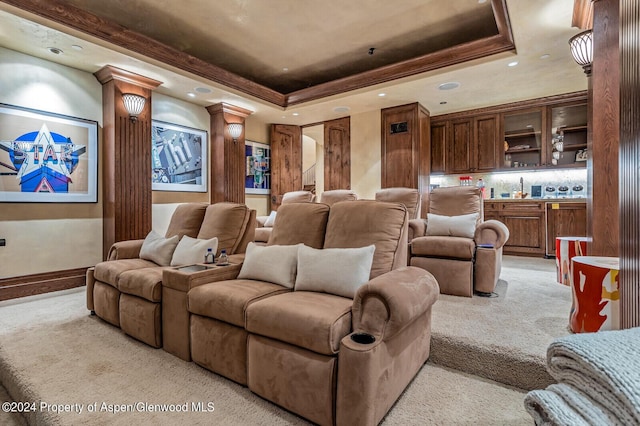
[94,65,162,259]
[619,0,640,328]
[206,103,252,204]
[381,102,431,216]
[589,0,619,257]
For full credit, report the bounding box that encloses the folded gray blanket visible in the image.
[524,327,640,425]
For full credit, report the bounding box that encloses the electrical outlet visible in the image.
[0,239,5,246]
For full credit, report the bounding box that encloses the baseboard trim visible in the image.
[0,268,87,301]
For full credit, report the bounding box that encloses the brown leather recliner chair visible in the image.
[409,186,509,297]
[86,202,255,348]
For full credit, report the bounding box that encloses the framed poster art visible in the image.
[0,103,98,203]
[245,140,270,194]
[151,120,207,192]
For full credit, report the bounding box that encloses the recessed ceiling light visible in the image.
[187,93,196,98]
[333,106,350,113]
[540,54,551,60]
[526,124,533,128]
[478,0,487,3]
[438,82,460,91]
[378,93,386,97]
[292,112,299,116]
[47,47,63,55]
[71,44,83,51]
[194,87,212,94]
[508,61,519,67]
[282,67,289,72]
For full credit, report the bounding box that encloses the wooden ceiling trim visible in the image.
[1,0,515,108]
[0,0,285,106]
[285,0,515,105]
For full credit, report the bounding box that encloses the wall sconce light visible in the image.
[569,29,593,76]
[122,93,146,122]
[227,123,243,143]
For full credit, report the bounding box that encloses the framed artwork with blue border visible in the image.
[151,120,207,192]
[0,103,98,203]
[245,140,270,194]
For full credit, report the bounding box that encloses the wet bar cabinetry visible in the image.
[430,92,587,174]
[485,200,587,257]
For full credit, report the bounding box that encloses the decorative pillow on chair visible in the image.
[264,211,277,227]
[426,213,479,239]
[170,236,219,266]
[139,230,180,266]
[237,242,301,288]
[294,244,375,298]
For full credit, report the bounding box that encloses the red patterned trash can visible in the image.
[570,256,620,333]
[556,236,589,285]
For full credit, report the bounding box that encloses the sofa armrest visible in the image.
[107,239,145,260]
[475,219,509,249]
[408,218,426,242]
[162,263,242,293]
[351,266,439,342]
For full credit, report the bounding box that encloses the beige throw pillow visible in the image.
[237,242,301,288]
[294,244,375,299]
[139,230,180,266]
[170,236,219,266]
[426,212,479,239]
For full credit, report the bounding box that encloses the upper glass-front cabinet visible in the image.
[549,103,588,167]
[502,108,545,169]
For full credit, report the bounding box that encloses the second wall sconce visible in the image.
[122,93,146,122]
[227,123,243,143]
[569,29,593,76]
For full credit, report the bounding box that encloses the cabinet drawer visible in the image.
[500,201,544,212]
[484,202,501,211]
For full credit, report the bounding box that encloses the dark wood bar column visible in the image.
[206,103,252,203]
[94,65,162,259]
[619,0,640,328]
[589,0,619,257]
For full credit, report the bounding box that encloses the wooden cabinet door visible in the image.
[502,213,545,255]
[430,121,447,174]
[474,115,499,171]
[545,202,587,256]
[447,119,472,173]
[323,117,351,190]
[270,124,302,209]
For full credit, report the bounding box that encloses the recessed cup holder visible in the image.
[350,332,376,345]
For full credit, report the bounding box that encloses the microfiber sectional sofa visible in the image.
[177,200,440,426]
[86,202,255,348]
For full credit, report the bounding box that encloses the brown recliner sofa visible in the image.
[86,202,255,348]
[186,200,440,425]
[409,186,509,297]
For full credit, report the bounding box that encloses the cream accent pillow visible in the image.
[264,210,277,227]
[237,242,301,288]
[426,213,479,239]
[170,236,219,266]
[294,244,375,299]
[139,230,180,266]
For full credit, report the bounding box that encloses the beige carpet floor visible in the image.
[0,255,570,425]
[430,255,573,390]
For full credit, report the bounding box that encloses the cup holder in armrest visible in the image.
[350,332,376,345]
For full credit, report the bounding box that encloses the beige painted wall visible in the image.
[350,110,381,200]
[0,47,103,278]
